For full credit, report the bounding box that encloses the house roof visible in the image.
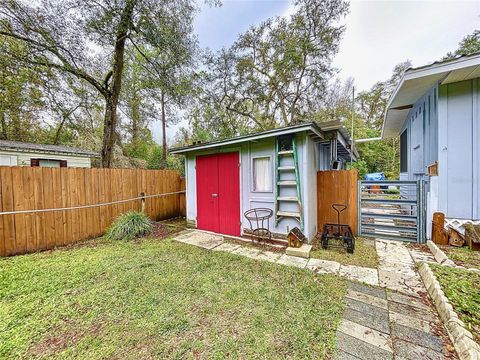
[0,140,99,157]
[382,52,480,138]
[170,122,325,154]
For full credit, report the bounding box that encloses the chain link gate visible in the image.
[357,180,426,243]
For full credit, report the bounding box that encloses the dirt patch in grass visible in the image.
[310,236,378,268]
[439,246,480,270]
[431,265,480,344]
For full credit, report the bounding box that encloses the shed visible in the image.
[383,53,480,235]
[170,121,357,241]
[0,140,99,168]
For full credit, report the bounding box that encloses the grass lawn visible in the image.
[430,265,480,344]
[310,237,378,269]
[439,246,480,270]
[0,237,347,359]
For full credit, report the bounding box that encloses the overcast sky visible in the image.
[156,0,480,144]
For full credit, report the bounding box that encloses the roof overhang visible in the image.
[170,122,324,154]
[382,53,480,138]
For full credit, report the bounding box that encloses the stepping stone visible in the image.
[346,289,388,310]
[335,332,393,360]
[337,319,393,354]
[276,254,308,268]
[345,298,389,319]
[388,302,436,322]
[173,231,224,249]
[306,258,340,274]
[343,307,390,334]
[392,338,448,360]
[340,265,379,286]
[390,323,445,353]
[212,242,241,252]
[256,251,282,263]
[389,311,434,333]
[332,349,362,360]
[378,269,423,296]
[348,281,387,300]
[232,246,261,259]
[387,291,430,310]
[285,244,312,258]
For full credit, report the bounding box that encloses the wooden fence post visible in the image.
[140,192,145,213]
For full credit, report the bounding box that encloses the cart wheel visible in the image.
[321,236,328,249]
[347,239,354,254]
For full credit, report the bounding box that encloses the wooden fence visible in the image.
[0,167,185,256]
[317,170,358,236]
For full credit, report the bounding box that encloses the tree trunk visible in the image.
[0,112,8,140]
[101,0,136,168]
[161,90,167,169]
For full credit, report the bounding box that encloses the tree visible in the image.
[0,36,44,141]
[0,0,199,167]
[191,0,349,139]
[444,30,480,60]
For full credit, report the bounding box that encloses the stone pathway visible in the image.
[173,230,378,285]
[173,230,457,359]
[334,282,455,360]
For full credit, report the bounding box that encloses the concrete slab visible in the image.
[348,281,387,300]
[338,319,393,353]
[335,332,393,360]
[389,301,436,323]
[285,244,312,258]
[332,349,362,360]
[378,269,424,296]
[390,323,445,353]
[255,251,282,263]
[173,231,224,249]
[387,291,430,311]
[389,311,433,333]
[306,258,341,274]
[276,254,308,268]
[393,338,447,360]
[343,307,390,334]
[339,265,379,286]
[345,298,389,320]
[346,289,388,310]
[231,246,261,259]
[212,242,241,252]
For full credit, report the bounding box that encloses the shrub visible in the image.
[106,211,153,241]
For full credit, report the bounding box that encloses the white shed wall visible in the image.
[0,150,91,168]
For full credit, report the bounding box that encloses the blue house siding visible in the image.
[399,85,438,187]
[438,79,480,220]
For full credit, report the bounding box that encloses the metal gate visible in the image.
[357,180,426,243]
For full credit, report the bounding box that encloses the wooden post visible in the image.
[140,192,145,213]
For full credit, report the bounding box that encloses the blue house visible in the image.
[382,53,480,235]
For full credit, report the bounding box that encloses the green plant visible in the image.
[106,211,153,241]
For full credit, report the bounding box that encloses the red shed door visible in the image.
[196,152,240,236]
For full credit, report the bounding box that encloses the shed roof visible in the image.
[382,52,480,138]
[170,122,324,154]
[0,140,99,157]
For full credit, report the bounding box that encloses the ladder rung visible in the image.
[278,150,294,155]
[278,166,295,171]
[277,180,297,186]
[276,211,301,218]
[277,196,298,202]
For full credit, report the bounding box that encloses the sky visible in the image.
[155,0,480,144]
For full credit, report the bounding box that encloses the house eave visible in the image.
[382,52,480,139]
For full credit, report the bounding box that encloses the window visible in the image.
[400,130,408,173]
[31,159,67,167]
[252,156,272,192]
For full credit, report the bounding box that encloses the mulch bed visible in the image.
[149,221,183,240]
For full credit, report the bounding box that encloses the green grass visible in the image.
[439,246,480,270]
[0,237,347,359]
[310,237,378,268]
[431,265,480,344]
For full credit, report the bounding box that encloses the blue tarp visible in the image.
[365,172,386,181]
